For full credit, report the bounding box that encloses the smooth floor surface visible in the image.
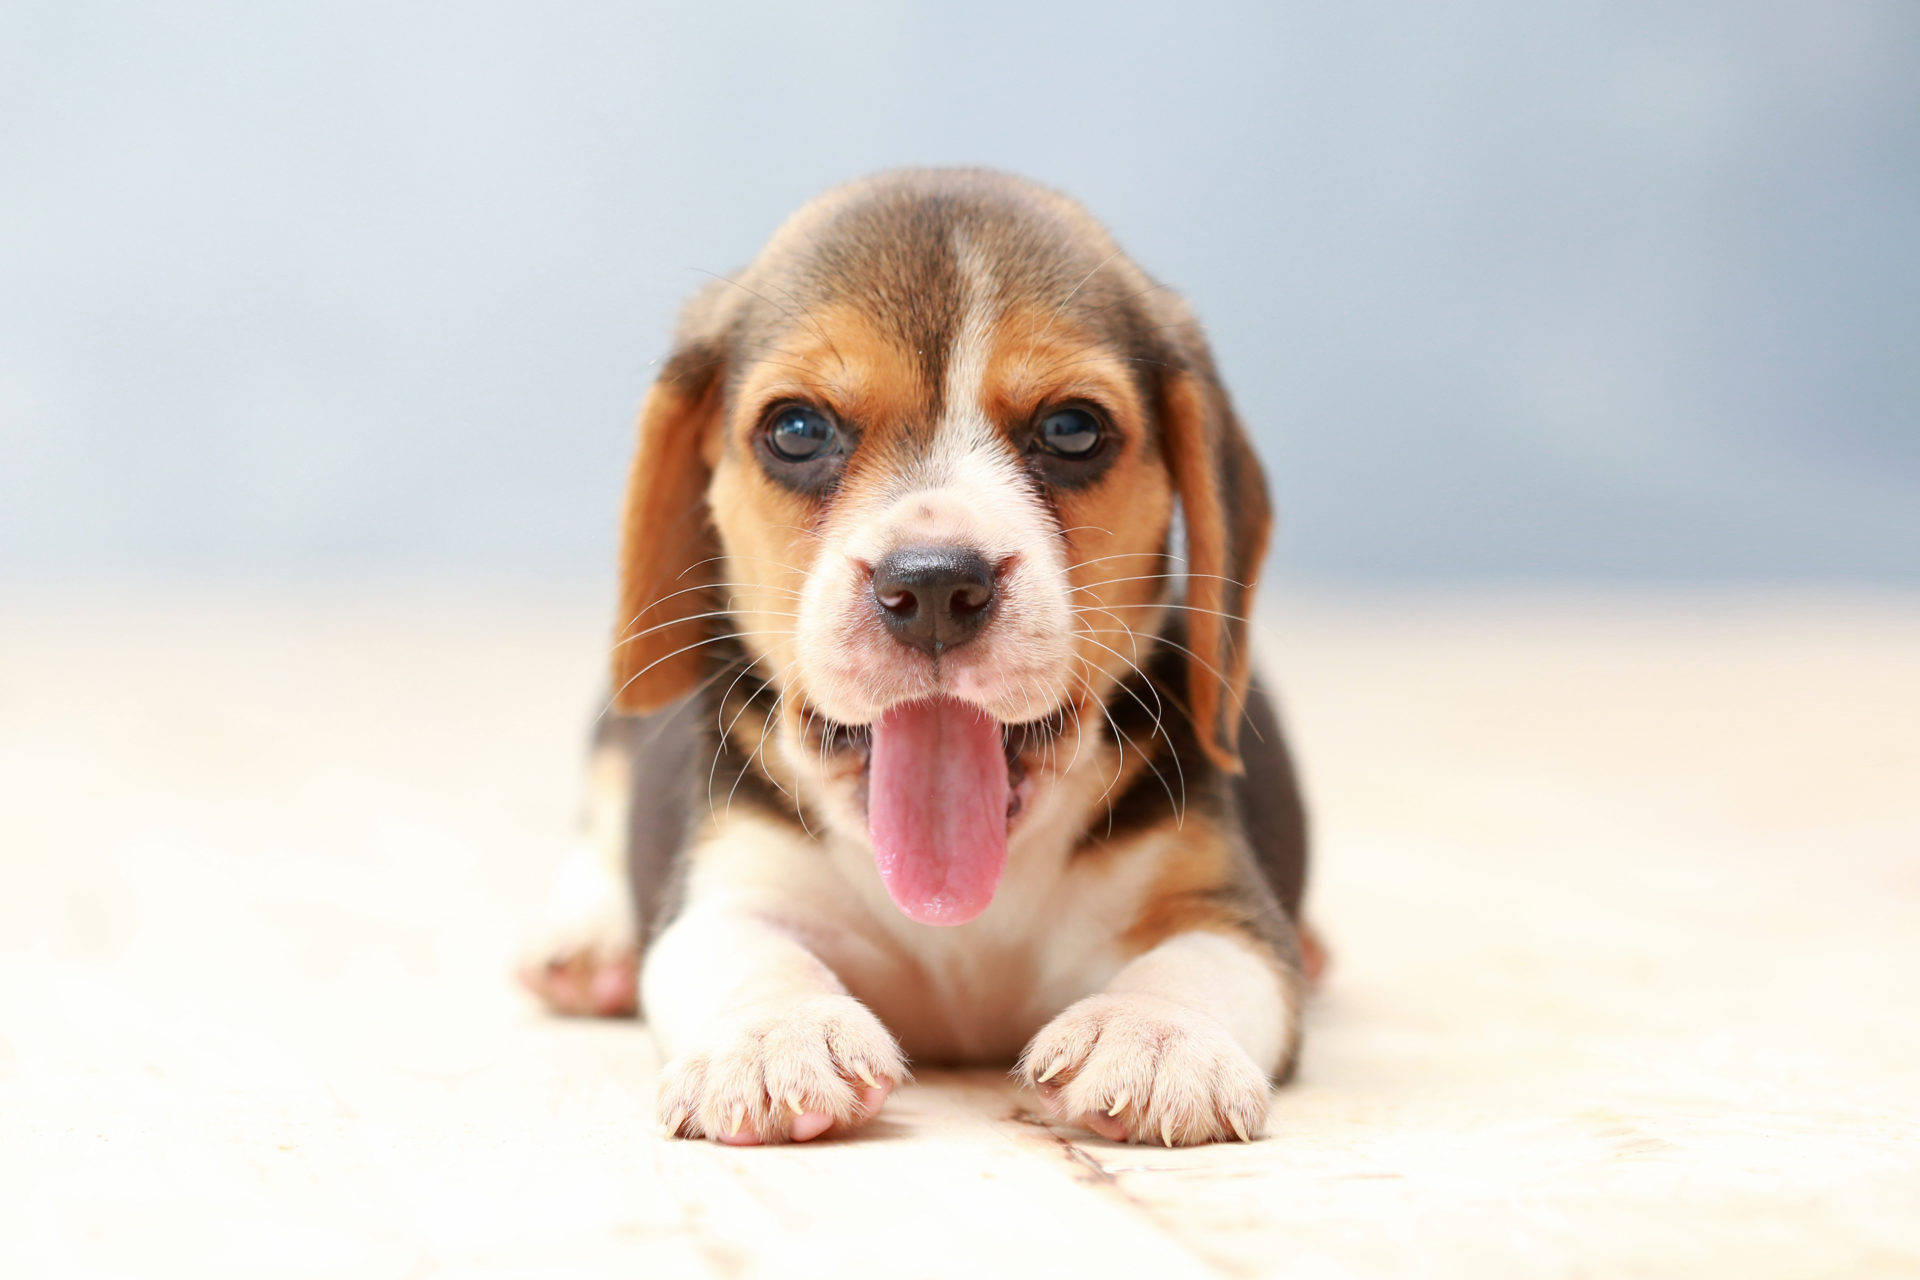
[4,586,1917,1278]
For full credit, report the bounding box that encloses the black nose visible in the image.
[871,544,996,656]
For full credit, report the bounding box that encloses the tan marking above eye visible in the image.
[728,302,927,453]
[977,308,1143,447]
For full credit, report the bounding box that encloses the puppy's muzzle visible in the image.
[871,543,994,657]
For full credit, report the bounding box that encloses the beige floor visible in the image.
[2,585,1916,1278]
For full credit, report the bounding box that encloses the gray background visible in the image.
[5,1,1915,585]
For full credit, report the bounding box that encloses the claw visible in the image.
[854,1063,878,1088]
[787,1095,806,1115]
[1036,1058,1066,1084]
[1161,1117,1174,1147]
[1106,1093,1130,1117]
[730,1105,747,1136]
[664,1110,689,1138]
[1229,1114,1250,1142]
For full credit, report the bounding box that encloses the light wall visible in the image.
[4,1,1914,583]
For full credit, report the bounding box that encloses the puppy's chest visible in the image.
[831,926,1114,1063]
[817,847,1158,1063]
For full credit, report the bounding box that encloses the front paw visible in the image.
[516,843,639,1017]
[657,995,908,1145]
[1018,993,1271,1146]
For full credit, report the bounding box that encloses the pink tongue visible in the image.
[867,697,1009,926]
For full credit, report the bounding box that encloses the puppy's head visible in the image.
[611,169,1269,925]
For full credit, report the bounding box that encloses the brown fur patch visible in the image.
[729,300,932,446]
[1158,368,1270,770]
[611,349,726,713]
[1118,815,1251,954]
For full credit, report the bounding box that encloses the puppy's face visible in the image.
[717,293,1172,731]
[613,172,1268,925]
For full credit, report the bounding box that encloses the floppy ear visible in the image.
[1157,317,1273,772]
[610,317,731,714]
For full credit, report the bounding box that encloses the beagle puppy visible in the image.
[522,168,1314,1146]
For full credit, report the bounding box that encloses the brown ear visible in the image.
[1157,322,1273,772]
[610,331,730,714]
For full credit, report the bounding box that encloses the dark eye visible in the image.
[766,404,837,461]
[1035,406,1103,458]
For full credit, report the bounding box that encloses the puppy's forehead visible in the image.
[731,172,1158,406]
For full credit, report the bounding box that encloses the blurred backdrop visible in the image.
[4,1,1915,586]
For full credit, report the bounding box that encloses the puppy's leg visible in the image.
[1020,928,1301,1146]
[517,723,641,1016]
[646,895,907,1145]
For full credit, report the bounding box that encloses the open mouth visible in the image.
[807,699,1066,927]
